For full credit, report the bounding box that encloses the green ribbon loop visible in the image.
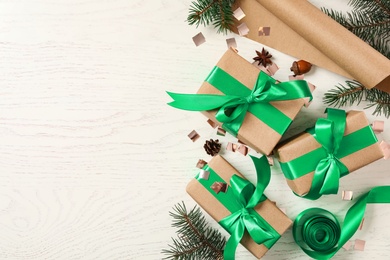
[168,66,312,136]
[218,156,280,260]
[293,186,390,259]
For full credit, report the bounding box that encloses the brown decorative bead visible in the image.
[290,60,312,75]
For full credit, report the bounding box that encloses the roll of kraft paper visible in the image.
[233,0,390,93]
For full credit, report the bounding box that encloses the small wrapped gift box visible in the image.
[275,109,383,199]
[168,48,311,155]
[186,155,292,259]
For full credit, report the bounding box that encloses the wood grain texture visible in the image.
[0,0,388,259]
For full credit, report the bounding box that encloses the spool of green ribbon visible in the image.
[293,186,390,259]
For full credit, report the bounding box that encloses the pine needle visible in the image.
[162,202,225,260]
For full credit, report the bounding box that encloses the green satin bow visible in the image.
[168,66,312,136]
[294,186,390,259]
[218,156,280,260]
[305,108,350,200]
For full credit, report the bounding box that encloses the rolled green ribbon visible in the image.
[197,156,280,260]
[280,108,378,200]
[168,66,312,136]
[293,186,390,259]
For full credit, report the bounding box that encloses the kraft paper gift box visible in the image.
[275,110,383,198]
[168,48,312,155]
[186,155,292,259]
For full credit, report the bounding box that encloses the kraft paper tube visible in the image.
[233,0,390,93]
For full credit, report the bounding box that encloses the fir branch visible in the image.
[187,0,235,34]
[323,80,366,107]
[323,80,390,117]
[162,202,225,260]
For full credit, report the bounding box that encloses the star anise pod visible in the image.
[253,48,272,67]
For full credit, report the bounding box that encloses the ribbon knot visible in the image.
[167,66,312,137]
[306,108,349,200]
[218,156,280,260]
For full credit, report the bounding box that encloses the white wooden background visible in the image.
[0,0,389,259]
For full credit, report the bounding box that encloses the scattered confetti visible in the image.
[237,23,249,36]
[233,7,245,21]
[226,37,237,49]
[196,159,207,169]
[188,130,200,142]
[199,169,210,180]
[342,190,353,201]
[258,26,270,36]
[237,144,249,156]
[342,240,352,251]
[207,119,218,128]
[379,141,390,159]
[227,142,238,152]
[279,208,287,215]
[192,32,206,46]
[354,239,366,251]
[211,182,228,194]
[359,218,365,230]
[267,156,274,166]
[304,82,316,107]
[372,120,384,133]
[217,127,226,136]
[266,62,279,76]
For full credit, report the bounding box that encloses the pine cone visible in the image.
[204,139,221,156]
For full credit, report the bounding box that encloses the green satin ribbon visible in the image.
[196,156,280,260]
[293,186,390,259]
[279,108,378,200]
[168,66,312,136]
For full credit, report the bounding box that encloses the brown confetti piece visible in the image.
[233,7,245,21]
[303,82,316,107]
[188,130,200,142]
[342,240,352,251]
[258,26,270,36]
[226,38,237,49]
[289,74,305,81]
[196,159,207,169]
[342,190,353,201]
[372,120,384,133]
[237,144,249,156]
[207,119,218,129]
[279,208,287,215]
[217,127,226,136]
[237,23,249,36]
[192,32,205,46]
[267,156,274,166]
[252,61,268,73]
[359,218,364,230]
[354,239,365,251]
[226,142,238,152]
[237,140,247,145]
[266,62,279,76]
[199,169,210,180]
[379,141,390,159]
[211,182,228,194]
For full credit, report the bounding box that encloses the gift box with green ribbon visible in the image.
[186,155,292,259]
[168,48,312,155]
[275,109,384,200]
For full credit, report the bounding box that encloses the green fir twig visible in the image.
[322,0,390,117]
[323,80,390,117]
[187,0,235,34]
[162,202,225,260]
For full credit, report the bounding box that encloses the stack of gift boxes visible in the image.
[167,48,386,259]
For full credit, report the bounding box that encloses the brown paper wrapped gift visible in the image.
[186,155,292,259]
[197,48,308,155]
[232,0,390,93]
[275,110,383,196]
